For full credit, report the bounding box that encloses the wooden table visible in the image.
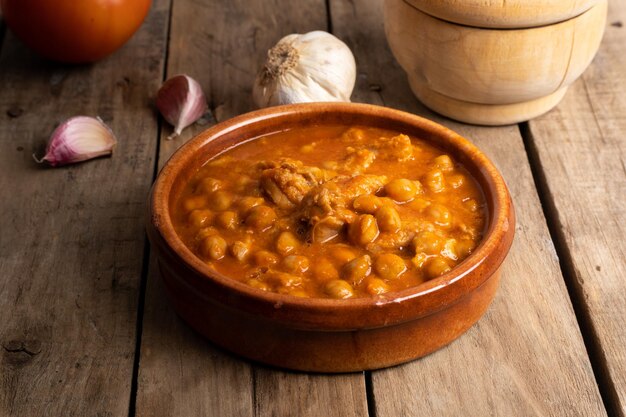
[1,1,624,416]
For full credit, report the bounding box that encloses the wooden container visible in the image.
[404,0,601,28]
[384,0,607,125]
[147,103,515,372]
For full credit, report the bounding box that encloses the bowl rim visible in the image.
[149,102,514,330]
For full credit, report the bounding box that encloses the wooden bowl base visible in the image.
[409,77,568,126]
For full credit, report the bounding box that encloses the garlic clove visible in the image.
[253,31,356,108]
[156,74,208,140]
[34,116,117,167]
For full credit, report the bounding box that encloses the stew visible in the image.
[172,125,487,299]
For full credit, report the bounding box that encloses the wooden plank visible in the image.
[525,3,626,414]
[135,1,368,416]
[0,1,169,415]
[329,0,608,415]
[253,370,367,417]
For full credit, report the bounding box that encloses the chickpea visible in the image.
[253,250,279,268]
[182,195,207,212]
[322,161,339,170]
[287,288,310,298]
[275,231,300,255]
[196,177,222,194]
[385,178,419,202]
[331,246,358,265]
[242,180,262,195]
[411,252,428,269]
[412,231,443,255]
[188,209,213,227]
[464,198,480,212]
[425,257,452,279]
[336,208,357,224]
[456,239,476,259]
[280,274,303,288]
[349,214,379,246]
[427,203,452,228]
[353,194,382,214]
[248,185,264,198]
[342,254,372,284]
[433,155,454,172]
[407,197,431,211]
[300,144,315,153]
[282,255,310,274]
[195,226,219,241]
[459,223,480,240]
[375,206,402,233]
[245,205,277,230]
[267,271,302,287]
[234,175,253,192]
[208,190,233,211]
[424,169,446,193]
[378,197,398,207]
[441,239,459,261]
[312,257,339,282]
[200,235,227,260]
[342,127,366,142]
[237,196,265,214]
[366,277,390,295]
[311,216,344,243]
[247,278,270,291]
[447,174,465,189]
[216,211,239,230]
[324,279,354,299]
[374,253,407,280]
[230,240,251,261]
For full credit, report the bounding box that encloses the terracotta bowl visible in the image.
[147,103,515,372]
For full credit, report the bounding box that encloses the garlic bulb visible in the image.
[156,74,208,139]
[34,116,117,166]
[253,31,356,108]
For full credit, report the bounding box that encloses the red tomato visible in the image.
[0,0,152,63]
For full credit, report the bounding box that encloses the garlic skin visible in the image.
[34,116,117,167]
[253,31,356,108]
[156,74,208,139]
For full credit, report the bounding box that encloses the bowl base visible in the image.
[159,259,502,373]
[409,77,568,126]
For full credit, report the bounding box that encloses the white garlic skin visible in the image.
[35,116,117,167]
[253,31,356,108]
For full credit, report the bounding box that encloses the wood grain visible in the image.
[0,0,169,415]
[403,0,599,28]
[253,370,367,417]
[383,0,607,125]
[526,3,626,414]
[330,0,608,415]
[135,1,368,416]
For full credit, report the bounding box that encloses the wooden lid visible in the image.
[403,0,600,28]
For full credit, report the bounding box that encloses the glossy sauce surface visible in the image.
[172,125,486,299]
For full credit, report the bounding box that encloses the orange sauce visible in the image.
[172,125,486,299]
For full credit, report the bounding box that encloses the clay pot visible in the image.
[147,103,515,372]
[384,0,607,125]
